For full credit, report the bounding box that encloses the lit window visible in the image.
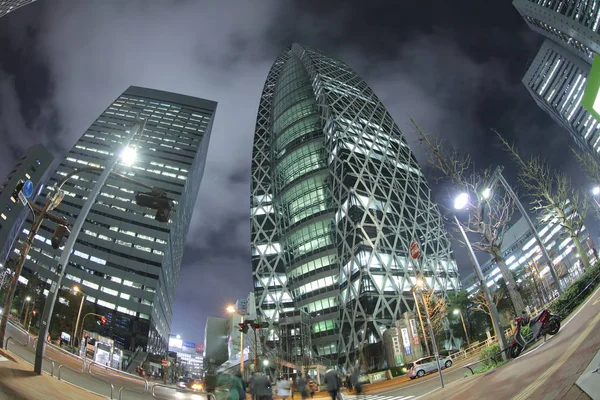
[0,213,6,220]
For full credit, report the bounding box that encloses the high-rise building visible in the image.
[8,86,216,355]
[250,43,459,368]
[523,39,600,152]
[513,0,600,64]
[0,144,53,266]
[514,0,600,154]
[461,212,594,299]
[0,0,36,19]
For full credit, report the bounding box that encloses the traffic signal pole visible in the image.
[34,118,147,374]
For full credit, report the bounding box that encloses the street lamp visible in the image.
[411,280,443,388]
[453,309,470,346]
[120,146,137,166]
[227,305,245,375]
[453,192,469,210]
[593,186,600,196]
[482,188,492,200]
[453,193,507,358]
[72,286,86,351]
[411,278,430,355]
[22,296,31,326]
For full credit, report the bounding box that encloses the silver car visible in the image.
[407,355,453,379]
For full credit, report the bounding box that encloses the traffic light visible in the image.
[96,315,107,326]
[251,322,269,331]
[134,187,174,223]
[51,224,70,249]
[11,180,24,201]
[238,322,249,334]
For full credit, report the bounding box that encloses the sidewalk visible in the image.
[0,349,105,399]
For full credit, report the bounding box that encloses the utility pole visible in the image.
[419,288,444,388]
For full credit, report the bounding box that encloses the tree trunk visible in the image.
[572,235,591,271]
[494,253,527,315]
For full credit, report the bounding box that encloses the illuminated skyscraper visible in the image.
[9,86,216,355]
[0,0,36,19]
[250,44,459,367]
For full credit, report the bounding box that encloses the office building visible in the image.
[513,0,600,64]
[514,0,600,154]
[167,336,204,377]
[0,144,53,266]
[0,0,36,19]
[8,86,216,355]
[250,43,459,368]
[523,39,600,152]
[461,213,594,300]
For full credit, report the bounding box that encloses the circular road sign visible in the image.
[410,241,421,260]
[22,180,33,199]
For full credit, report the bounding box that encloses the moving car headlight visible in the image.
[191,383,203,390]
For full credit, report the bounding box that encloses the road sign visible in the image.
[17,191,27,206]
[410,241,421,259]
[22,180,33,199]
[161,359,168,366]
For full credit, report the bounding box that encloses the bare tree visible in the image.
[419,289,449,336]
[573,148,600,184]
[499,135,591,271]
[471,287,504,335]
[414,121,527,315]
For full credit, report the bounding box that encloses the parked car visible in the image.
[407,355,453,379]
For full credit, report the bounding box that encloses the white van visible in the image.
[407,356,453,379]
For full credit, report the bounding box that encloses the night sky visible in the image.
[0,1,590,344]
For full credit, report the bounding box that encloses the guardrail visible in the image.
[87,360,149,391]
[151,384,216,400]
[5,334,30,352]
[59,363,115,399]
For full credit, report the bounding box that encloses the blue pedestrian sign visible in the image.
[22,180,33,199]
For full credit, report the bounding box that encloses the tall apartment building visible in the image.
[514,0,600,154]
[0,0,36,19]
[250,43,459,368]
[0,144,53,266]
[523,39,600,151]
[461,212,594,300]
[8,86,216,354]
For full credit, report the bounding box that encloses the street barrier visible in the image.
[5,334,30,352]
[151,384,216,400]
[58,363,115,399]
[88,360,149,395]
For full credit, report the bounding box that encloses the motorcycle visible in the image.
[509,309,561,358]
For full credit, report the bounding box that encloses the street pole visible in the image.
[454,215,508,358]
[72,293,85,350]
[23,300,31,327]
[411,290,430,355]
[458,310,470,346]
[239,315,244,375]
[253,328,258,372]
[493,167,562,294]
[419,290,444,388]
[34,118,146,374]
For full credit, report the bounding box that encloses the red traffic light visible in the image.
[96,315,107,326]
[238,322,249,334]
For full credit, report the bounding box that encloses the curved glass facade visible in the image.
[251,44,459,367]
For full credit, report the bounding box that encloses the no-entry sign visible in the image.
[410,241,420,260]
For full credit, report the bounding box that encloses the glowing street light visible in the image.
[482,188,492,199]
[454,193,469,210]
[120,146,137,166]
[453,309,470,346]
[593,186,600,196]
[176,334,181,340]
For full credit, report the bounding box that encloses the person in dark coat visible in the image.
[351,370,363,398]
[252,372,273,400]
[296,374,309,400]
[235,371,246,400]
[324,369,341,400]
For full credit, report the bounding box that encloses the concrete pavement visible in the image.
[421,284,600,400]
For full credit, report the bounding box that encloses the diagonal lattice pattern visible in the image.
[251,44,459,368]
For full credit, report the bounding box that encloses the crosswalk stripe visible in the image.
[343,395,415,400]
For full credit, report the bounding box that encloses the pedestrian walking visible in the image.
[324,369,341,400]
[296,374,309,400]
[351,370,363,399]
[252,372,273,400]
[276,376,291,400]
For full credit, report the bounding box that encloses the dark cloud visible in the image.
[0,0,594,344]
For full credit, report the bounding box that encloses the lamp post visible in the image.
[227,305,245,375]
[411,288,430,355]
[412,278,444,388]
[22,296,31,327]
[453,193,507,358]
[72,286,86,351]
[453,309,470,346]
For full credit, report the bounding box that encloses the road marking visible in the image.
[346,396,414,400]
[0,355,8,362]
[511,311,600,400]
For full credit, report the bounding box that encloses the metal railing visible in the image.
[58,363,115,399]
[5,334,30,352]
[151,384,216,400]
[88,360,149,392]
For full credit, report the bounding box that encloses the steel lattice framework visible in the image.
[251,44,459,368]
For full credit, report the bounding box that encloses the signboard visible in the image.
[162,359,168,365]
[409,319,420,345]
[401,328,412,355]
[17,191,27,206]
[581,54,600,121]
[22,180,33,199]
[409,241,420,260]
[168,337,183,349]
[183,341,195,348]
[196,343,204,353]
[60,332,71,343]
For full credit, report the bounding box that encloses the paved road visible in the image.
[4,322,211,399]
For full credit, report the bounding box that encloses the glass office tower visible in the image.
[9,86,216,354]
[250,44,459,367]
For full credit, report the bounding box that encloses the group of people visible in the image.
[213,368,362,400]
